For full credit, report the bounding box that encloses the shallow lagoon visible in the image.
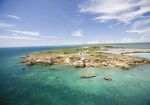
[0,46,150,105]
[126,53,150,59]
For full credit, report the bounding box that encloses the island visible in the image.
[20,45,150,70]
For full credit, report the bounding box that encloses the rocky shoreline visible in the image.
[20,54,150,70]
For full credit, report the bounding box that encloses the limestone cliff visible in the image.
[20,55,150,70]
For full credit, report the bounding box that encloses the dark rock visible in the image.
[121,66,130,70]
[21,68,25,70]
[104,77,112,81]
[49,68,56,70]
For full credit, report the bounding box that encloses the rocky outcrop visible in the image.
[26,61,34,66]
[104,77,112,81]
[74,60,86,68]
[20,55,150,70]
[80,74,96,78]
[21,55,29,59]
[35,58,43,63]
[43,57,53,65]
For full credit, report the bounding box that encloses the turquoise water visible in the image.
[126,53,150,59]
[0,44,150,105]
[108,42,150,49]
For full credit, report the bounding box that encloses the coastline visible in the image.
[19,46,150,70]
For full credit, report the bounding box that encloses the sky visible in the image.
[0,0,150,47]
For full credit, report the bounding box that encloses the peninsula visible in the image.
[20,46,150,70]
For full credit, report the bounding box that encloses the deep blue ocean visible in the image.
[0,44,150,105]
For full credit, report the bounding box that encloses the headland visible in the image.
[20,45,150,70]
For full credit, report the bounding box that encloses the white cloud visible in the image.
[139,36,145,41]
[109,22,121,28]
[133,18,150,29]
[122,38,133,43]
[6,15,21,20]
[121,36,150,43]
[12,33,18,36]
[0,35,39,40]
[79,0,150,24]
[9,30,40,36]
[87,41,99,44]
[40,35,57,39]
[79,0,150,36]
[72,29,83,36]
[126,28,150,35]
[106,40,115,43]
[126,18,150,35]
[0,34,59,41]
[0,22,15,28]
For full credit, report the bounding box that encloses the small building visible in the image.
[78,51,86,55]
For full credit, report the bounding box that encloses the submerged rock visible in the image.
[121,66,130,70]
[80,74,96,78]
[49,68,56,70]
[29,74,34,77]
[104,77,112,81]
[21,68,25,70]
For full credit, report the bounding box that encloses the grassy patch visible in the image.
[28,46,143,60]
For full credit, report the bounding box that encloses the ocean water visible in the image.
[0,44,150,105]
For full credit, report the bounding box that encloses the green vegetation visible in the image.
[102,45,113,48]
[28,46,142,60]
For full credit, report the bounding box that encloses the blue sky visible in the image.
[0,0,150,47]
